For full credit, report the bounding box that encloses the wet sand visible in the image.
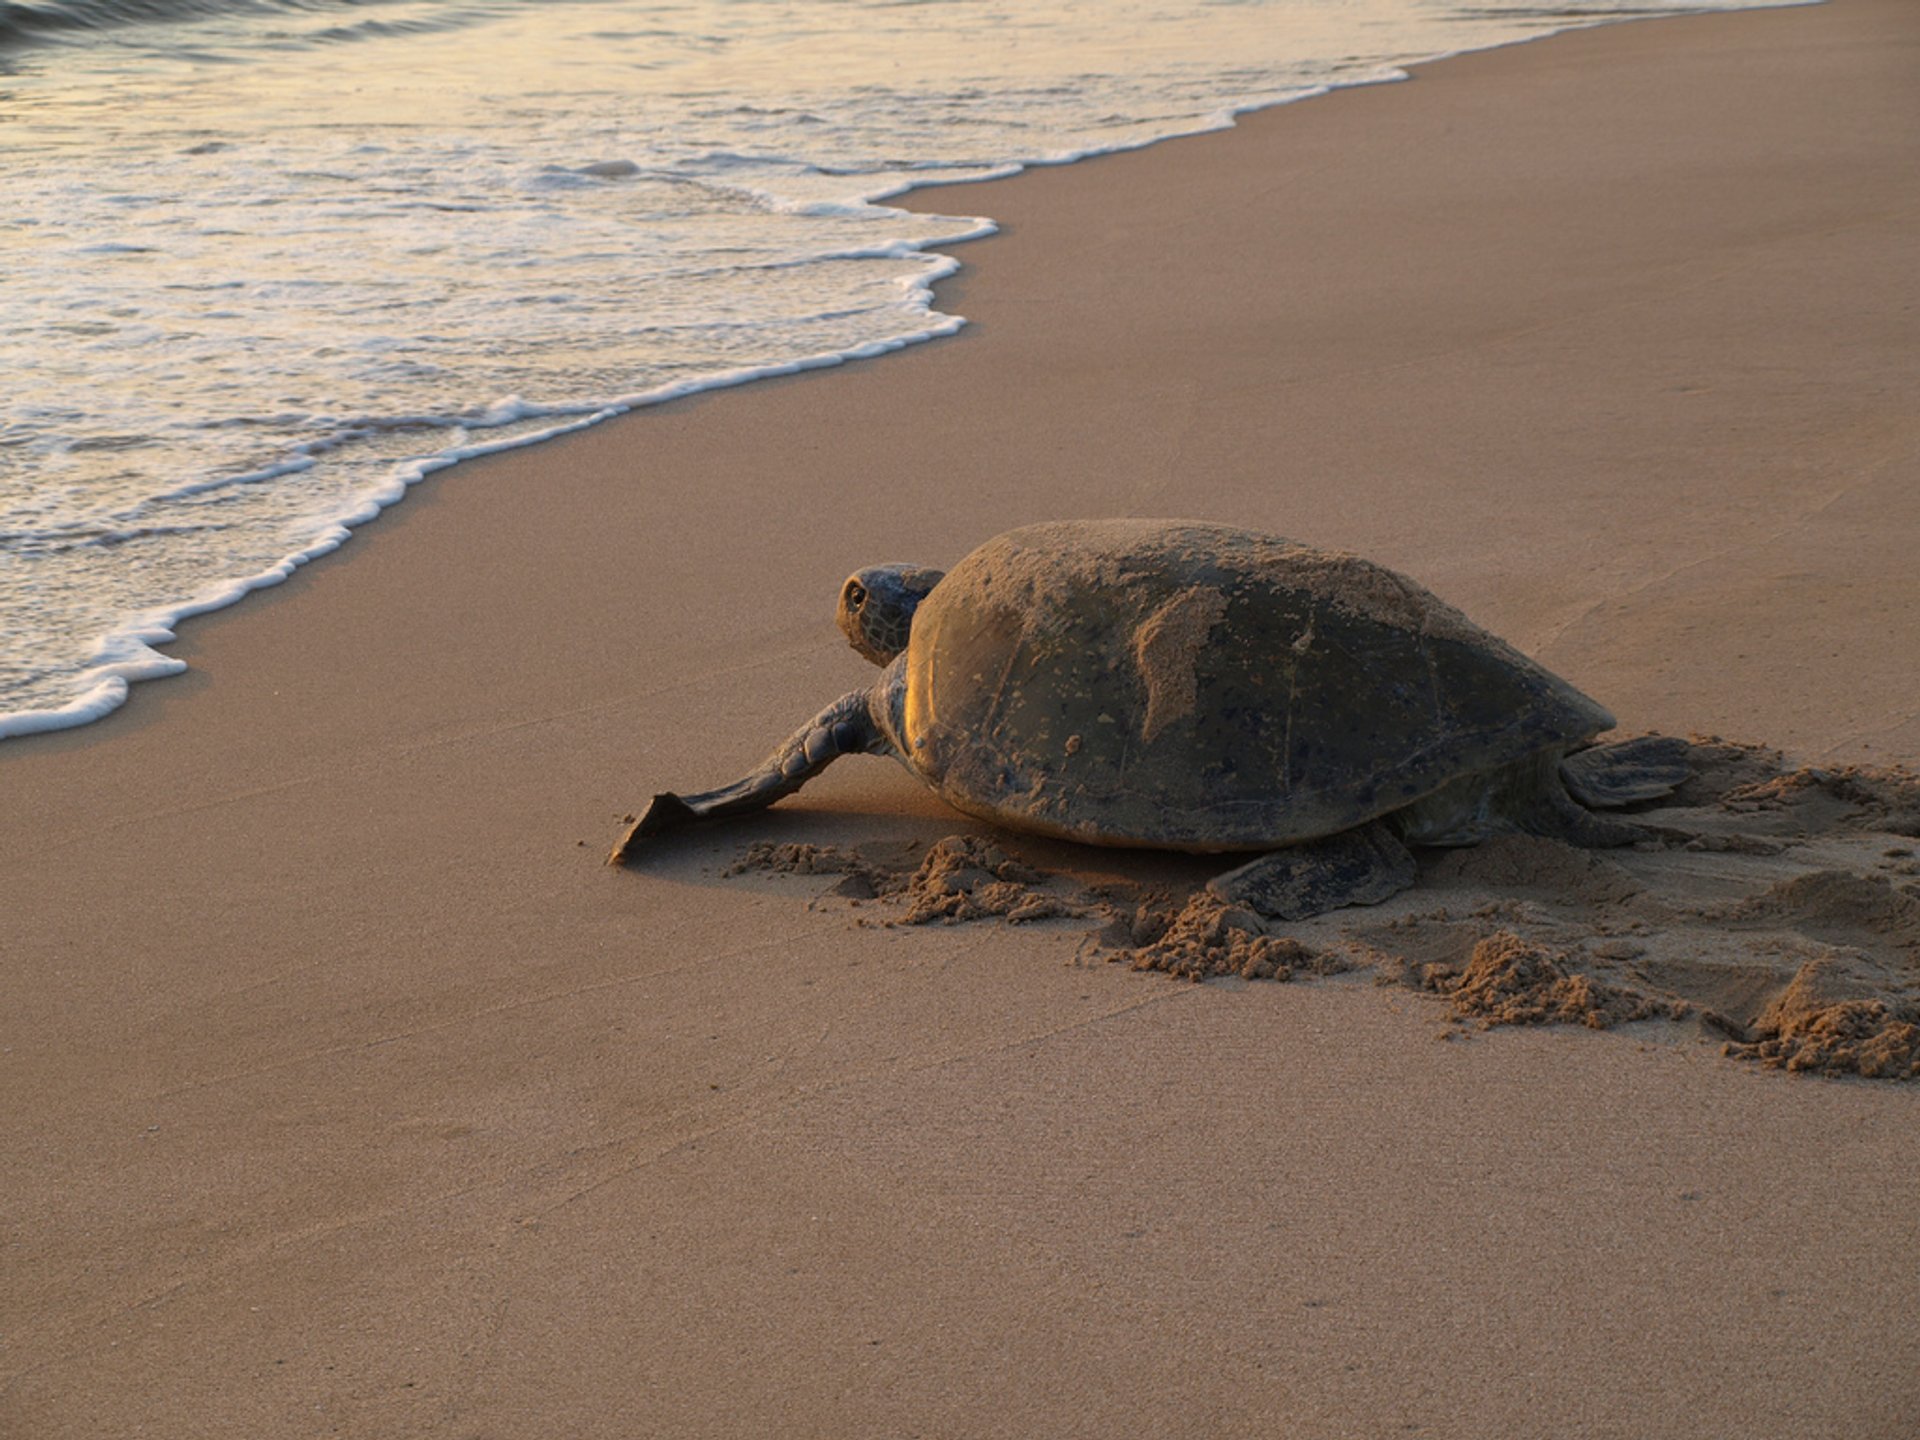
[5,1,1920,1435]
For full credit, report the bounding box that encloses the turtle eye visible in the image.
[845,581,867,610]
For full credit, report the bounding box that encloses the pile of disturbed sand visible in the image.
[719,740,1920,1080]
[725,833,1083,927]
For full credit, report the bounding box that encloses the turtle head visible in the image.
[837,564,945,666]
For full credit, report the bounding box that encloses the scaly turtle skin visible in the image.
[612,520,1688,919]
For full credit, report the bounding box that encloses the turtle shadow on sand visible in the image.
[609,521,1920,1080]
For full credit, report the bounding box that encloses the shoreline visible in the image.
[6,2,1919,1437]
[0,1,1817,747]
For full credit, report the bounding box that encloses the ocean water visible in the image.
[0,0,1799,739]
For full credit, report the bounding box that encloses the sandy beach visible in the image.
[6,0,1920,1435]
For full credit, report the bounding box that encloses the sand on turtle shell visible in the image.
[951,521,1497,651]
[1133,586,1230,743]
[717,738,1920,1080]
[1253,540,1500,651]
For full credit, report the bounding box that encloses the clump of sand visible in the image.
[888,836,1081,925]
[1720,958,1920,1079]
[728,835,1082,926]
[724,841,880,885]
[1724,762,1920,836]
[715,738,1920,1080]
[1097,891,1347,983]
[1413,930,1677,1031]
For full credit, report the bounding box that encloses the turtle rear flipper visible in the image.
[1559,735,1692,808]
[1207,822,1417,921]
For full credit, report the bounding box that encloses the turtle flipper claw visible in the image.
[607,793,701,865]
[636,791,701,836]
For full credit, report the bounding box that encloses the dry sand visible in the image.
[5,1,1920,1435]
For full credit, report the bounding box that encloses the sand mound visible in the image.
[1731,871,1920,948]
[729,835,1082,926]
[1731,764,1920,825]
[1693,739,1920,838]
[726,840,882,883]
[892,836,1078,925]
[1106,892,1345,983]
[713,738,1920,1080]
[1415,931,1673,1031]
[1721,958,1920,1079]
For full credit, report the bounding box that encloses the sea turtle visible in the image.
[611,519,1688,919]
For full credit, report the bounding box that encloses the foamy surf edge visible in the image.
[0,86,1337,741]
[4,2,1815,741]
[0,307,973,741]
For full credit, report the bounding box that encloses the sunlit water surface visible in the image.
[0,0,1800,734]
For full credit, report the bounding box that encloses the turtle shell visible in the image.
[900,519,1613,852]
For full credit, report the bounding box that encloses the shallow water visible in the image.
[0,0,1802,737]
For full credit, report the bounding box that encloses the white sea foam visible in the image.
[0,0,1809,740]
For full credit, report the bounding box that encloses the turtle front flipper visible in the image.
[1207,823,1418,921]
[609,688,885,865]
